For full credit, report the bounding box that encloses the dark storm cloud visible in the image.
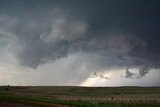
[137,67,150,78]
[93,72,109,80]
[124,66,150,79]
[0,0,160,75]
[125,68,135,79]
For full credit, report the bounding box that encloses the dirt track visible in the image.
[0,101,72,107]
[0,102,32,107]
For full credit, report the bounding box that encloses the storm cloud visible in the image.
[0,0,160,86]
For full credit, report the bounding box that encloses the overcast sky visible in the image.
[0,0,160,86]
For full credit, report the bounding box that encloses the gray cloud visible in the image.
[0,0,160,85]
[124,66,150,79]
[40,9,89,44]
[137,67,150,79]
[124,68,135,79]
[93,72,109,80]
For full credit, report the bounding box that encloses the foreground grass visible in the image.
[0,86,160,107]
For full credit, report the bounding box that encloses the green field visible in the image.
[0,86,160,107]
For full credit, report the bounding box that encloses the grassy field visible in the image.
[0,86,160,107]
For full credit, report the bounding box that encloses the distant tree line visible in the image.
[0,85,10,91]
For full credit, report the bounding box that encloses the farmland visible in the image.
[0,86,160,107]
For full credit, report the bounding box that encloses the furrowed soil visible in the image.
[0,101,32,107]
[0,86,160,107]
[0,101,72,107]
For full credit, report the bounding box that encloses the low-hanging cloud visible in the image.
[0,0,160,86]
[124,66,150,79]
[124,68,135,79]
[93,72,109,80]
